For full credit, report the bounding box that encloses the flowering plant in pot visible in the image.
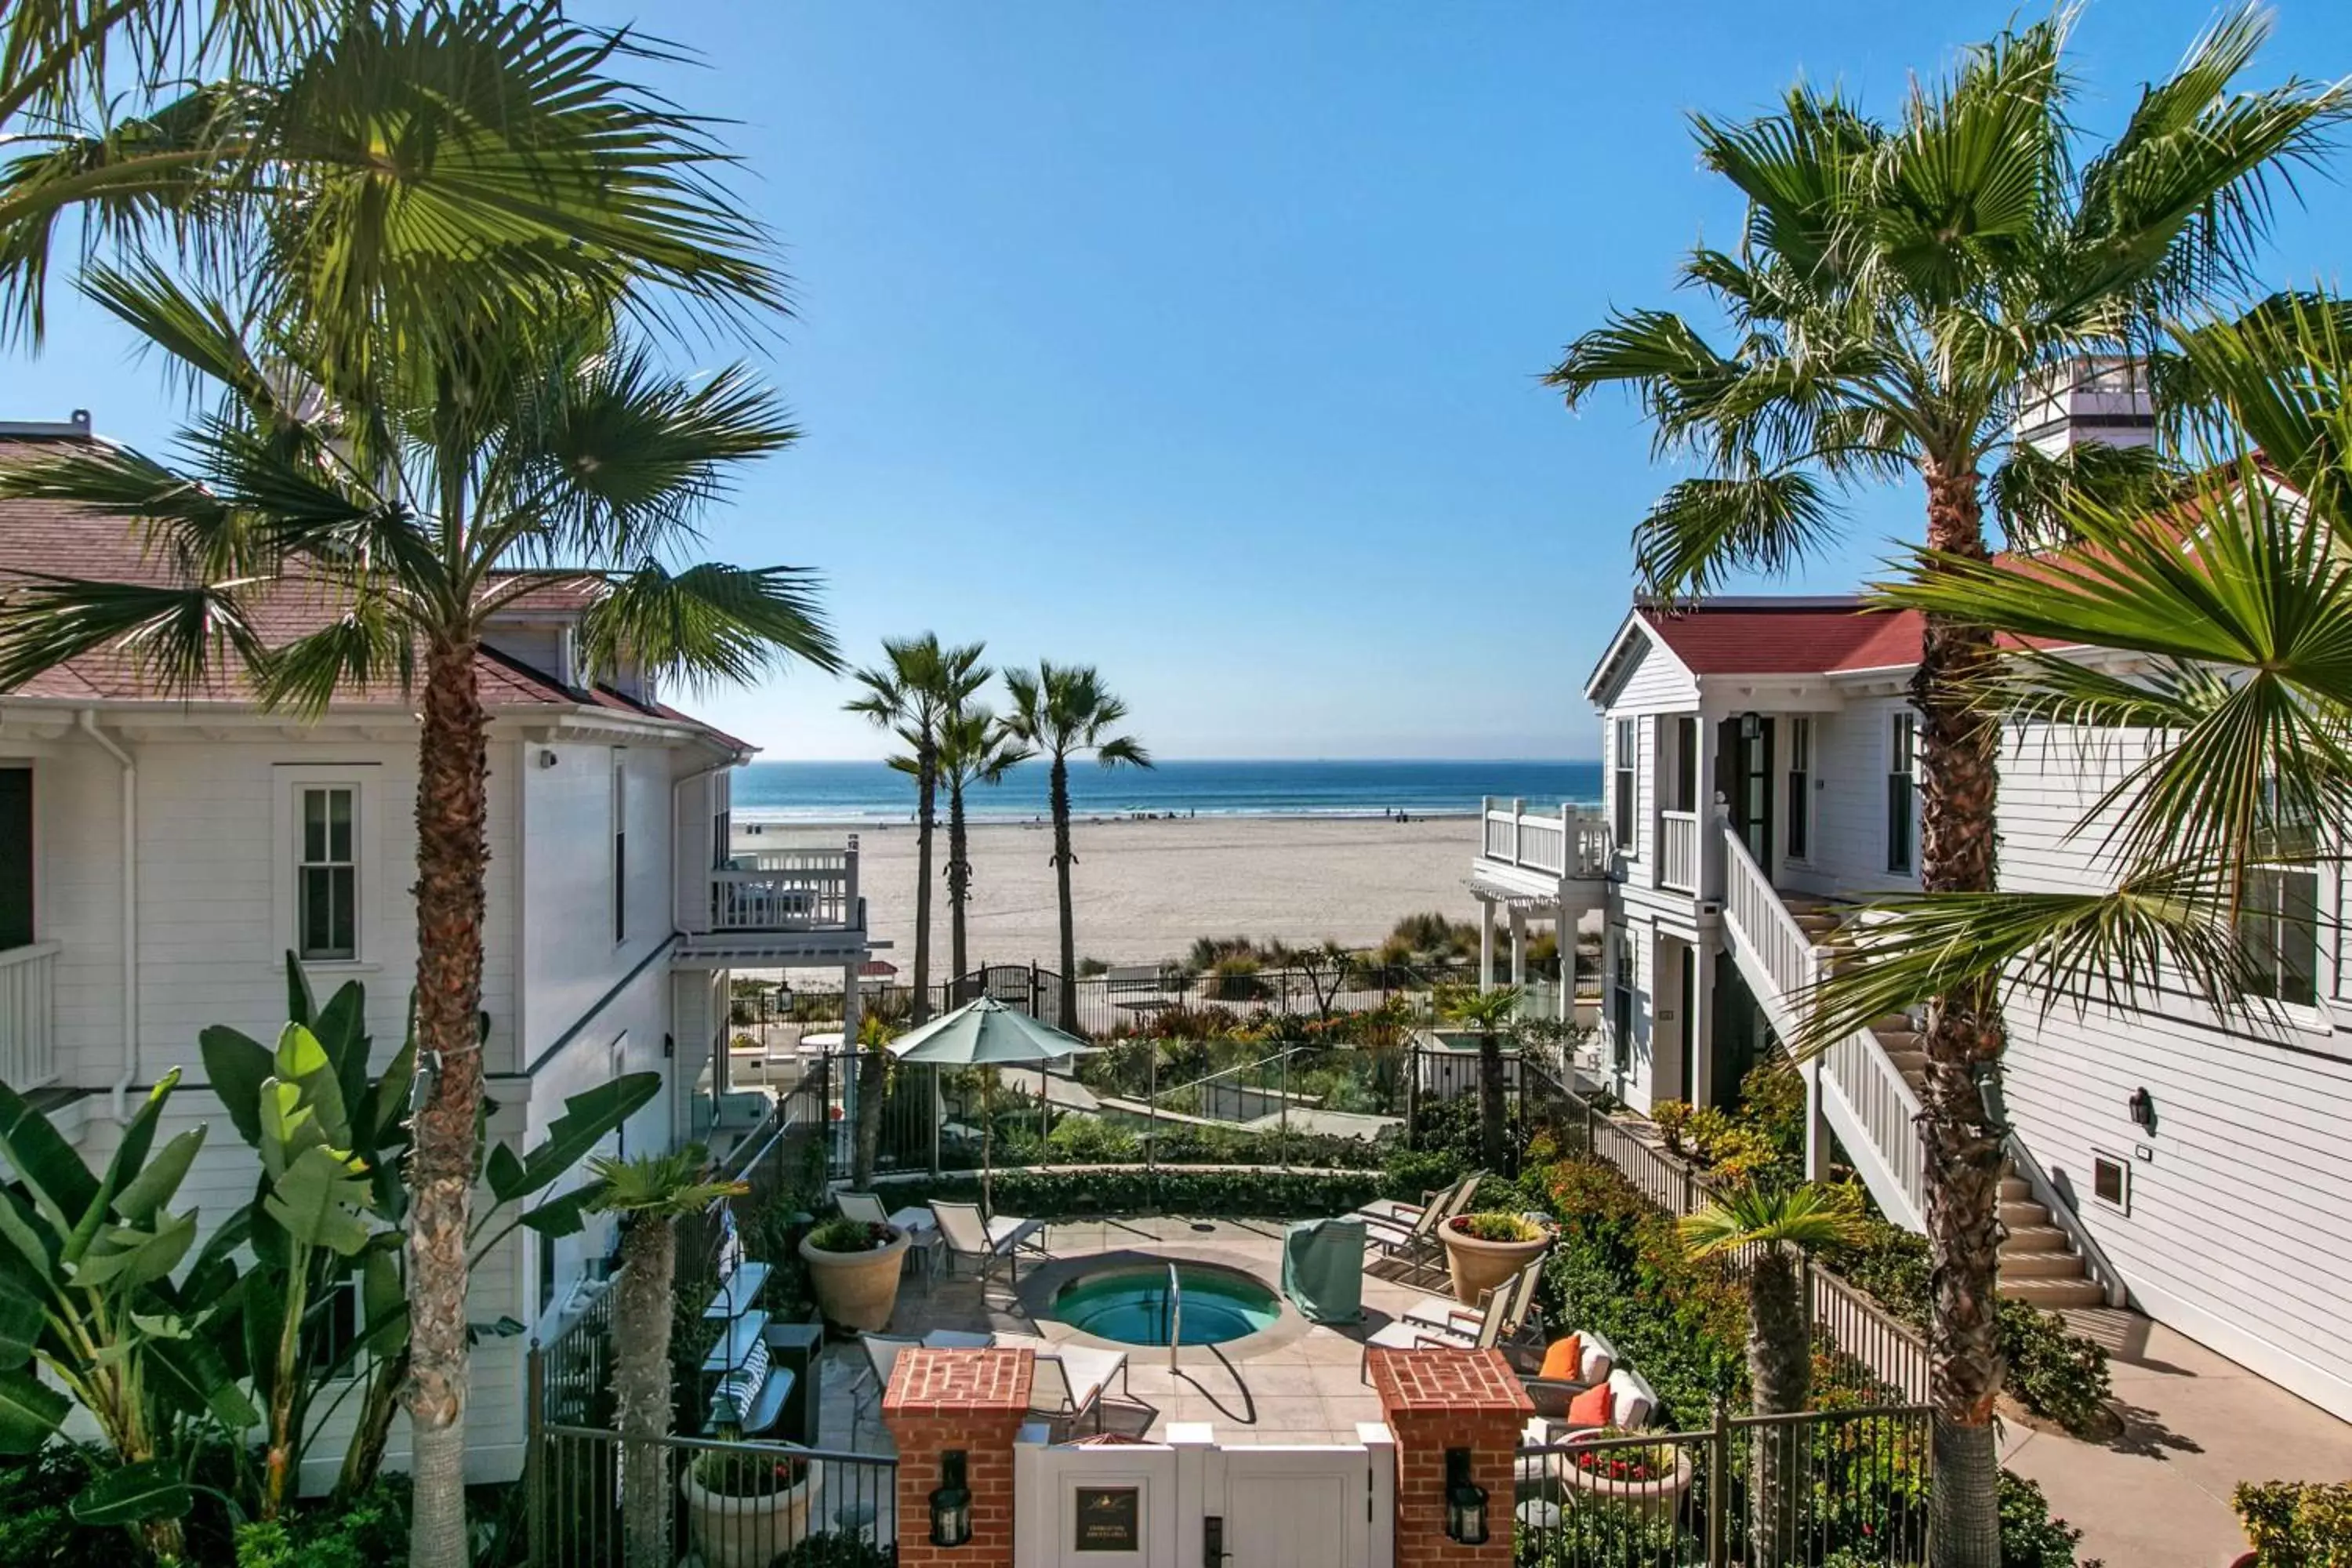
[1561,1429,1693,1518]
[681,1449,824,1568]
[1438,1210,1549,1305]
[799,1215,909,1331]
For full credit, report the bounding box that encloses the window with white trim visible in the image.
[1886,713,1917,874]
[2241,778,2321,1008]
[1609,928,1635,1072]
[1612,718,1636,851]
[296,785,358,960]
[1786,717,1813,861]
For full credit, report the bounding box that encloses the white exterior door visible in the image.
[1217,1446,1377,1568]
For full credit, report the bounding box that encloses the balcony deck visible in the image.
[673,842,880,968]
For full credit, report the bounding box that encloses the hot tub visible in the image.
[1050,1265,1281,1348]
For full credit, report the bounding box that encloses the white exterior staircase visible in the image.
[1715,818,2106,1309]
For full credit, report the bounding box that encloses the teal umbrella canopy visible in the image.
[886,996,1092,1066]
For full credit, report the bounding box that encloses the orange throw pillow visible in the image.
[1538,1334,1584,1381]
[1566,1381,1614,1427]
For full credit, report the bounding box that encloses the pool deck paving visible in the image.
[814,1214,1448,1455]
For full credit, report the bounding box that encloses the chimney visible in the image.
[2015,357,2154,458]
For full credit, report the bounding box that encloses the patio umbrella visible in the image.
[887,996,1094,1214]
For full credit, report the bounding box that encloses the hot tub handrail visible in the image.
[1167,1262,1181,1372]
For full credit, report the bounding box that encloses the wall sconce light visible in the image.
[2127,1087,2157,1135]
[539,748,558,768]
[930,1450,972,1548]
[1444,1447,1488,1546]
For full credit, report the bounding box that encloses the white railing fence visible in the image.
[1719,825,1809,1003]
[710,844,860,932]
[1516,816,1566,874]
[1479,798,1608,879]
[1657,809,1699,892]
[0,942,60,1091]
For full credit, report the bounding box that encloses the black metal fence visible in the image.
[1515,1403,1933,1567]
[531,1425,897,1568]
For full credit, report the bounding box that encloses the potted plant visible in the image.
[1559,1430,1694,1519]
[1439,1210,1550,1305]
[681,1448,825,1568]
[799,1215,909,1331]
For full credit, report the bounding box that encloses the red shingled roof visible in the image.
[1636,601,1926,675]
[0,434,749,752]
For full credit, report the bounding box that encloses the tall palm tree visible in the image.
[1545,17,2339,1559]
[586,1146,745,1568]
[0,290,833,1568]
[934,704,1033,987]
[846,637,987,1184]
[1437,983,1520,1174]
[1002,662,1151,1033]
[1806,294,2352,1071]
[1682,1185,1865,1568]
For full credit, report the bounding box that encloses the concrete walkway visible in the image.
[2001,1309,2352,1567]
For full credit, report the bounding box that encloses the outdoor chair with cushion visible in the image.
[836,1192,891,1225]
[1401,1250,1546,1344]
[847,1329,993,1443]
[1359,1174,1483,1266]
[1513,1328,1617,1418]
[992,1332,1131,1434]
[929,1200,1048,1283]
[1359,1260,1531,1378]
[1515,1366,1666,1491]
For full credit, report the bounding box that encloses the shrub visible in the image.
[1046,1115,1141,1163]
[1998,1300,2113,1435]
[887,1166,1382,1219]
[1650,1098,1693,1154]
[2001,1472,2101,1567]
[806,1216,891,1253]
[1453,1211,1542,1243]
[1203,954,1269,1000]
[2234,1479,2352,1566]
[689,1450,810,1498]
[233,1477,412,1568]
[0,1447,129,1568]
[774,1534,897,1568]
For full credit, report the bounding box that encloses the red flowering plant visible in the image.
[1569,1429,1678,1484]
[691,1448,812,1498]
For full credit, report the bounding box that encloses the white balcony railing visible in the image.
[0,942,60,1091]
[707,843,861,933]
[1657,810,1699,892]
[1479,798,1609,879]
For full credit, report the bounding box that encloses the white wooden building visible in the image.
[0,416,875,1483]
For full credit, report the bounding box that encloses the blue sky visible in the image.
[9,2,2350,759]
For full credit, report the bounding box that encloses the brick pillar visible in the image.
[1369,1347,1534,1568]
[884,1347,1034,1568]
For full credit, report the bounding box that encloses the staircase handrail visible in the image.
[1718,825,1811,1006]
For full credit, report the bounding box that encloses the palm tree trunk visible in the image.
[1476,1025,1508,1173]
[1916,464,2009,1568]
[1049,755,1079,1033]
[613,1214,678,1568]
[948,776,971,990]
[913,744,937,1025]
[405,637,491,1568]
[1748,1247,1812,1568]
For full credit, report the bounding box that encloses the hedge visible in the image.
[881,1165,1386,1220]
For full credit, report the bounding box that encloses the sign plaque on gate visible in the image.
[1073,1486,1141,1552]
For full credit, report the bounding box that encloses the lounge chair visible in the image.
[929,1200,1048,1283]
[1401,1254,1545,1345]
[1512,1327,1617,1418]
[1355,1171,1480,1235]
[1359,1261,1528,1378]
[993,1332,1131,1434]
[848,1329,994,1443]
[1360,1174,1483,1265]
[837,1191,891,1225]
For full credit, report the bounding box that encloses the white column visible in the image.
[1508,905,1526,988]
[1689,935,1717,1109]
[1557,920,1573,1023]
[840,961,862,1040]
[1476,895,1495,992]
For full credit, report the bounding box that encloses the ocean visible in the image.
[731,758,1601,825]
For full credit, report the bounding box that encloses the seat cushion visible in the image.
[1538,1334,1583,1382]
[1566,1381,1613,1427]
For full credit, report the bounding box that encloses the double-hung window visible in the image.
[1612,718,1636,851]
[1886,713,1917,874]
[296,786,358,960]
[1609,929,1635,1071]
[2242,779,2321,1008]
[1786,717,1813,862]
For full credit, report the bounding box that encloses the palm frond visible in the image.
[574,561,840,691]
[255,598,417,718]
[0,573,269,697]
[1631,470,1839,601]
[587,1143,743,1219]
[1987,437,2179,550]
[1681,1182,1864,1258]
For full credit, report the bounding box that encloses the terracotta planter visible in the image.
[1558,1446,1693,1519]
[1439,1218,1549,1305]
[800,1226,909,1331]
[681,1461,824,1568]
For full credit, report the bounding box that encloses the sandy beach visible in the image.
[735,815,1486,968]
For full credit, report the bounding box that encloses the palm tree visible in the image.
[1002,662,1151,1033]
[0,2,779,358]
[586,1146,745,1568]
[935,705,1034,986]
[0,293,833,1568]
[1437,983,1520,1174]
[1806,294,2352,1077]
[1682,1185,1865,1568]
[1545,17,2339,1559]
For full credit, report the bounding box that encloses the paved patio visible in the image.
[2001,1308,2352,1568]
[811,1214,1450,1456]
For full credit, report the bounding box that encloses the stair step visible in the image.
[1876,1029,1920,1051]
[1999,1276,2107,1308]
[1998,1176,2032,1201]
[2000,1200,2051,1228]
[2000,1247,2087,1278]
[2001,1225,2073,1254]
[1869,1014,1915,1035]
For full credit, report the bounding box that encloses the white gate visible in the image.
[1013,1422,1393,1568]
